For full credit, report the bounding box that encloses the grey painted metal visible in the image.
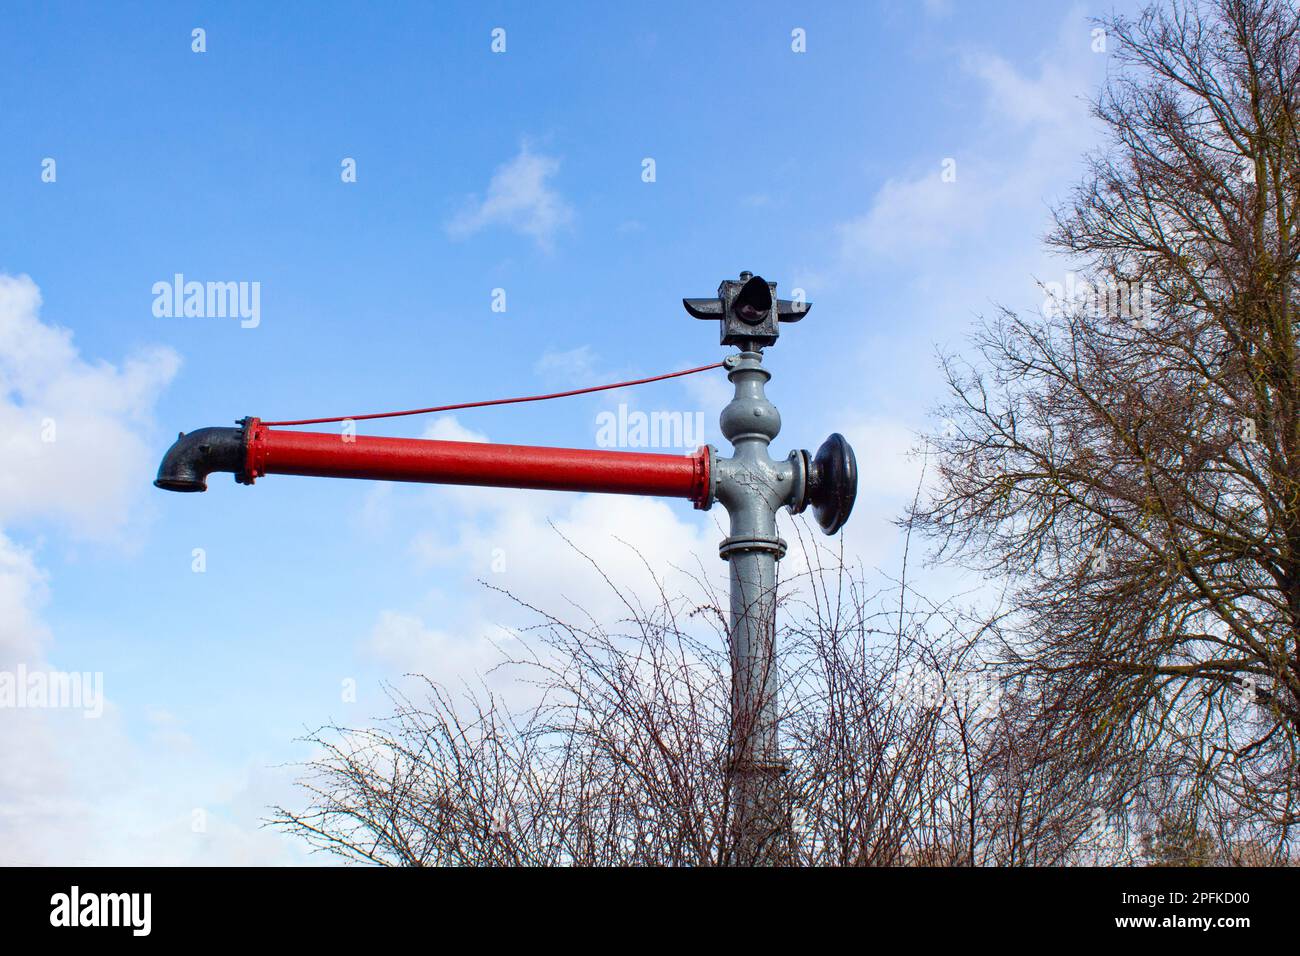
[689,272,858,865]
[713,349,802,863]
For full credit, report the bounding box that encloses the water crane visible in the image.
[155,272,858,864]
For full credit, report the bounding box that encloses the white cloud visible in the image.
[421,415,489,444]
[965,51,1086,129]
[844,418,926,500]
[0,532,50,666]
[837,7,1099,265]
[373,480,727,711]
[365,610,509,688]
[447,145,575,251]
[824,5,1112,595]
[0,274,180,539]
[534,345,599,385]
[839,167,977,261]
[0,273,303,865]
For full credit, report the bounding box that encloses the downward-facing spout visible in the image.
[154,426,247,492]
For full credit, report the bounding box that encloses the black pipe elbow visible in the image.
[154,426,247,493]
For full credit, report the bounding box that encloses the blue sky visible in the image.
[0,0,1137,863]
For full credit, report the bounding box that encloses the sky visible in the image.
[0,0,1140,864]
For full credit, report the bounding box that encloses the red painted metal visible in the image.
[240,419,711,507]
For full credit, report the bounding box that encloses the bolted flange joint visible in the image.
[719,533,788,562]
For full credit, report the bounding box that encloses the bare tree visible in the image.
[910,0,1300,854]
[269,526,1115,866]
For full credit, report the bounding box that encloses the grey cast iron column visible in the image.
[715,348,799,863]
[685,273,858,865]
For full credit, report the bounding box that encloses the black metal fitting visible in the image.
[154,422,249,492]
[683,271,810,348]
[798,433,857,535]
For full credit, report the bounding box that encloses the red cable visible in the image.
[259,361,726,427]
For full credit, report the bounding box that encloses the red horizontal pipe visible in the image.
[242,420,711,507]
